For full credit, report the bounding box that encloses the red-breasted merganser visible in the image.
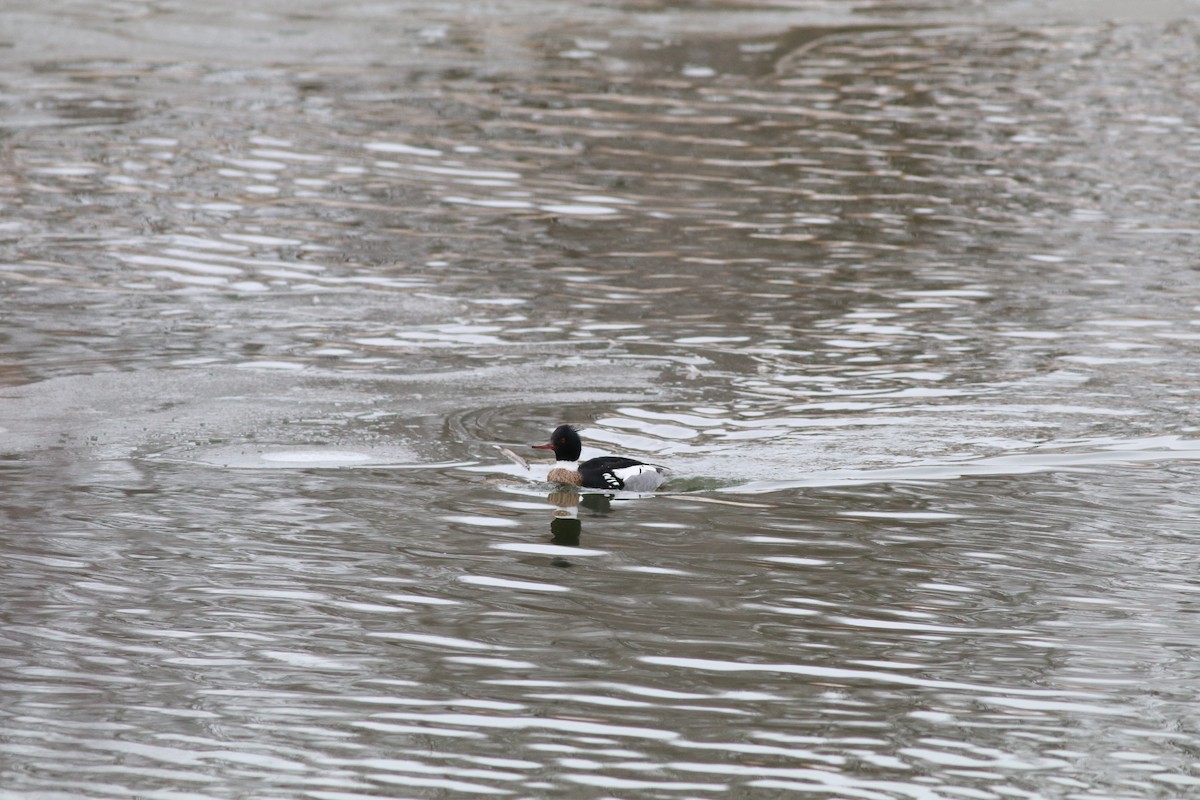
[532,424,667,492]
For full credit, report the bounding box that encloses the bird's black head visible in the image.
[532,424,582,461]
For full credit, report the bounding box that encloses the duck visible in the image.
[532,424,667,492]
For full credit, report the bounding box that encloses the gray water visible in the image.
[6,1,1200,797]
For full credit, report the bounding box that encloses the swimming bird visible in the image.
[532,424,667,492]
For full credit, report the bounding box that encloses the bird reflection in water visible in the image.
[545,487,615,566]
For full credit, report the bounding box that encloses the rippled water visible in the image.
[6,1,1200,797]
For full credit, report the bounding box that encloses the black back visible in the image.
[578,456,647,490]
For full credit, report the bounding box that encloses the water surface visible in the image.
[5,1,1200,797]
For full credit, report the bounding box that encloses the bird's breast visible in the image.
[547,467,583,486]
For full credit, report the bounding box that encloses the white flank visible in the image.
[614,464,666,492]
